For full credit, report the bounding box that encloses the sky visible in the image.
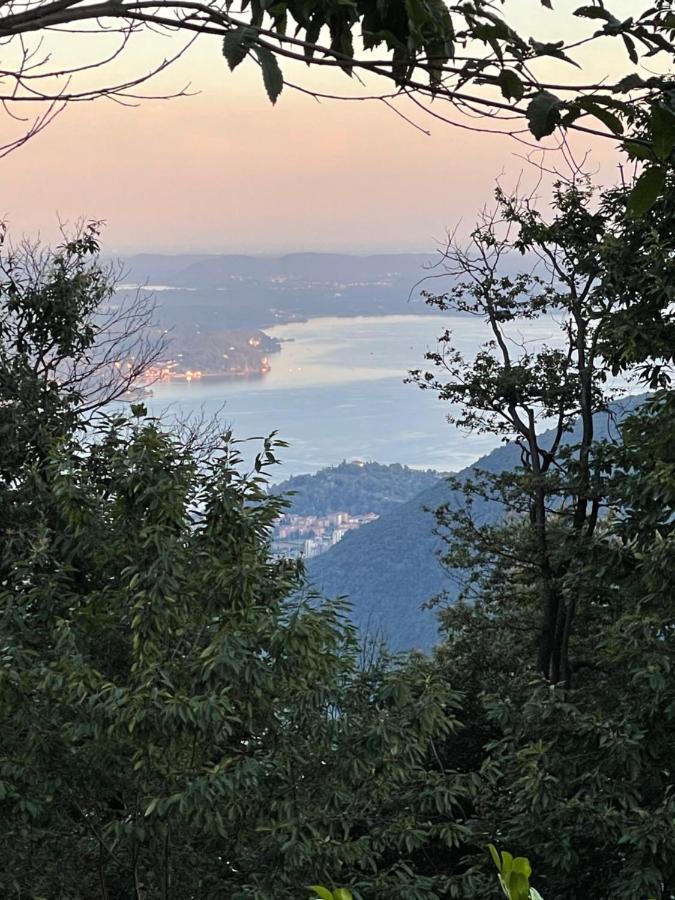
[0,1,649,255]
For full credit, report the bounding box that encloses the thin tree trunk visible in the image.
[98,841,110,900]
[529,455,559,681]
[559,597,577,688]
[162,831,170,900]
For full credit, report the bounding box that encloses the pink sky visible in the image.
[0,2,640,254]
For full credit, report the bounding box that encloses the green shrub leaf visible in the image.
[526,91,563,139]
[254,45,284,103]
[628,166,665,217]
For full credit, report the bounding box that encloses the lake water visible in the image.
[146,314,559,479]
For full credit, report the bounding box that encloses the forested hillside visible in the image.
[273,461,443,517]
[308,398,643,652]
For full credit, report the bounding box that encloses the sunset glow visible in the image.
[0,1,643,254]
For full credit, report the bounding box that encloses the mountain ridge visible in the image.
[120,252,436,288]
[306,396,645,652]
[272,460,444,518]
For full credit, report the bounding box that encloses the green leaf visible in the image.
[391,46,411,84]
[333,891,353,900]
[309,888,334,900]
[528,39,580,67]
[507,872,530,900]
[405,0,429,30]
[622,34,638,64]
[425,40,447,89]
[254,46,283,104]
[488,843,502,872]
[573,5,619,24]
[303,14,323,62]
[268,3,288,35]
[498,69,524,102]
[624,140,654,161]
[651,104,675,161]
[511,857,532,879]
[614,73,645,92]
[576,99,624,135]
[627,166,665,217]
[222,25,257,70]
[500,850,514,878]
[526,91,563,139]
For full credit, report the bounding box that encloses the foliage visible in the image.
[488,846,543,900]
[426,395,675,900]
[396,161,675,896]
[409,178,666,682]
[310,887,353,900]
[423,169,674,678]
[0,422,472,896]
[0,232,477,899]
[0,223,163,604]
[0,222,160,480]
[2,0,675,158]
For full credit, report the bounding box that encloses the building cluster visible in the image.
[130,330,278,383]
[274,511,379,559]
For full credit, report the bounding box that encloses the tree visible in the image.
[400,149,675,891]
[0,1,674,157]
[409,171,674,684]
[0,414,478,899]
[449,393,675,900]
[0,223,165,595]
[0,222,162,464]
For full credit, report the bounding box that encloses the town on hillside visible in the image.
[273,510,379,559]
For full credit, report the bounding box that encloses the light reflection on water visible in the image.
[146,314,559,479]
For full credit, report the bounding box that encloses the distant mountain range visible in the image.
[121,252,436,287]
[306,397,645,653]
[118,252,446,332]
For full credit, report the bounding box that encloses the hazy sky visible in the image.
[0,2,645,254]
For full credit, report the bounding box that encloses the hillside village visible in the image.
[273,510,379,558]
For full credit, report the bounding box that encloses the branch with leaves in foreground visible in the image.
[308,845,545,900]
[311,844,662,900]
[308,844,545,900]
[0,1,674,154]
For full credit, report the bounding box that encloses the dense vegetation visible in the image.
[3,166,675,898]
[0,231,475,898]
[273,460,443,517]
[432,391,675,899]
[2,9,675,900]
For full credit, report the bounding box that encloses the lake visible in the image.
[146,314,559,479]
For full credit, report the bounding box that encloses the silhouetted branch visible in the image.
[0,0,672,154]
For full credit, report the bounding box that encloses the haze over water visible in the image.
[147,314,559,479]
